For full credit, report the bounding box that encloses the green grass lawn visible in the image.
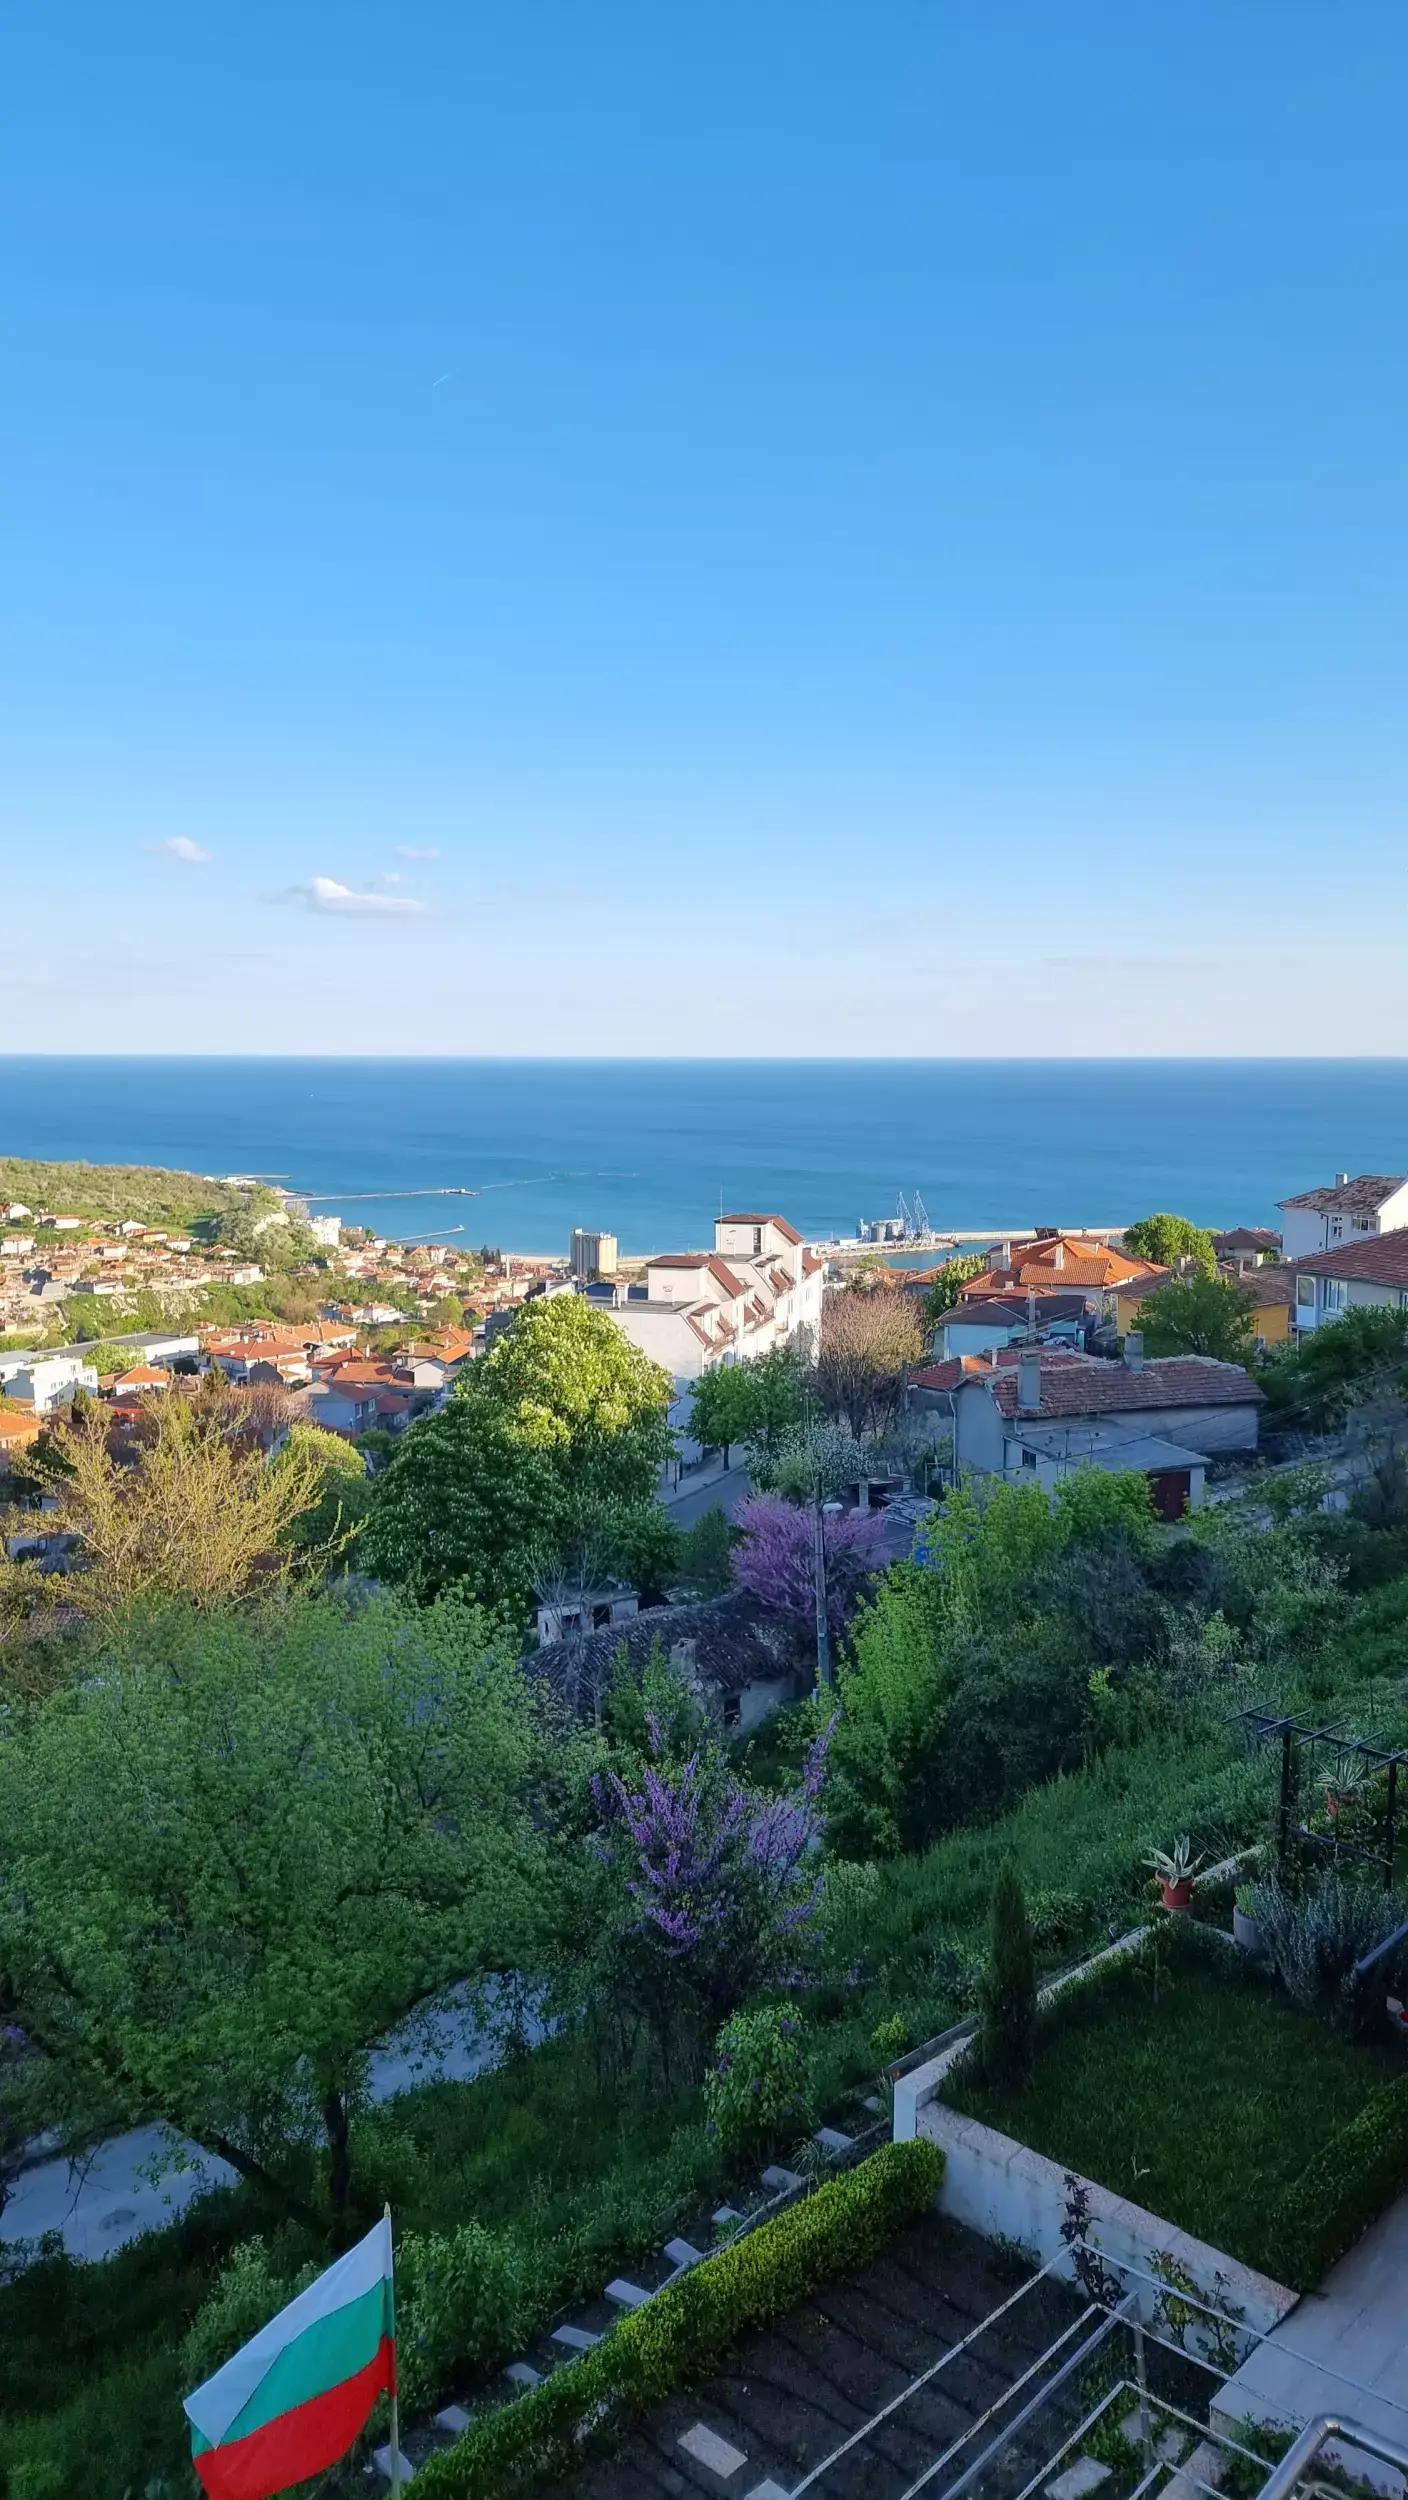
[947,1934,1404,2279]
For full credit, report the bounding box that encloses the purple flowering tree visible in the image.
[732,1494,888,1642]
[589,1715,834,2084]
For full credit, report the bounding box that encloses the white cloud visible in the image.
[145,836,211,864]
[278,875,429,918]
[396,844,440,860]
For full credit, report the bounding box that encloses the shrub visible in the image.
[395,2222,534,2413]
[1266,2075,1408,2289]
[1251,1875,1401,2026]
[977,1865,1036,2087]
[871,2013,911,2065]
[412,2139,945,2499]
[704,2004,814,2165]
[181,2236,318,2389]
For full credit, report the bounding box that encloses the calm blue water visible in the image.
[2,1059,1407,1255]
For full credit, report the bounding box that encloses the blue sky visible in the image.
[3,3,1406,1055]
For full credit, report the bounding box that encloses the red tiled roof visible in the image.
[913,1349,1025,1393]
[721,1213,805,1245]
[1283,1235,1408,1289]
[977,1352,1262,1422]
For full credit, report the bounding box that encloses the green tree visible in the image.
[1122,1213,1217,1276]
[676,1504,738,1597]
[363,1294,673,1622]
[0,1595,561,2221]
[1139,1274,1256,1364]
[977,1864,1036,2087]
[1262,1305,1408,1433]
[274,1423,375,1560]
[688,1364,761,1467]
[921,1253,989,1330]
[688,1343,809,1466]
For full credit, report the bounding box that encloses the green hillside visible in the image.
[0,1158,269,1230]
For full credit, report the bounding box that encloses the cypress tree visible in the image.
[978,1862,1037,2087]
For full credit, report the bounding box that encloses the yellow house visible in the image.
[1237,1264,1294,1348]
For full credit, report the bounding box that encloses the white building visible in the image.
[1284,1233,1408,1334]
[1278,1173,1408,1263]
[952,1342,1263,1518]
[596,1211,826,1471]
[0,1351,100,1415]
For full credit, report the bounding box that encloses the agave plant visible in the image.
[1144,1836,1202,1888]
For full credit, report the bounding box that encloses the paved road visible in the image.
[665,1461,754,1527]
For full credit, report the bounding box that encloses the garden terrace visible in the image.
[945,1924,1405,2286]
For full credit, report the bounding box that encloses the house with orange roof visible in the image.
[959,1235,1167,1333]
[0,1406,45,1470]
[109,1365,173,1401]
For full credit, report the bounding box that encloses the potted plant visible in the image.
[1232,1883,1263,1954]
[1145,1836,1202,1913]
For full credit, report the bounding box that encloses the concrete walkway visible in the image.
[1219,2192,1408,2481]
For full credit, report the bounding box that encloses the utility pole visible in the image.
[813,1481,831,1690]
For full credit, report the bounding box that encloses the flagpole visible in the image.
[385,2204,401,2494]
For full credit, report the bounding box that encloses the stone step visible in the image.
[551,2321,603,2353]
[760,2163,803,2192]
[679,2419,750,2478]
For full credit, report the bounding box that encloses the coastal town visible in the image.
[1,1160,1400,1514]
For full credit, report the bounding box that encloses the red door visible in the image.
[1148,1469,1190,1522]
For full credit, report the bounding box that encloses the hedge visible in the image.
[412,2137,946,2499]
[1265,2073,1408,2292]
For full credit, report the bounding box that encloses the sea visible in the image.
[3,1058,1408,1258]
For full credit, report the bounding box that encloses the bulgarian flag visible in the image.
[184,2214,397,2500]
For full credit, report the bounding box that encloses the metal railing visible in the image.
[1255,2413,1408,2500]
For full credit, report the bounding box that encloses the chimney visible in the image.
[1053,1241,1065,1270]
[1017,1349,1042,1413]
[1124,1330,1144,1373]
